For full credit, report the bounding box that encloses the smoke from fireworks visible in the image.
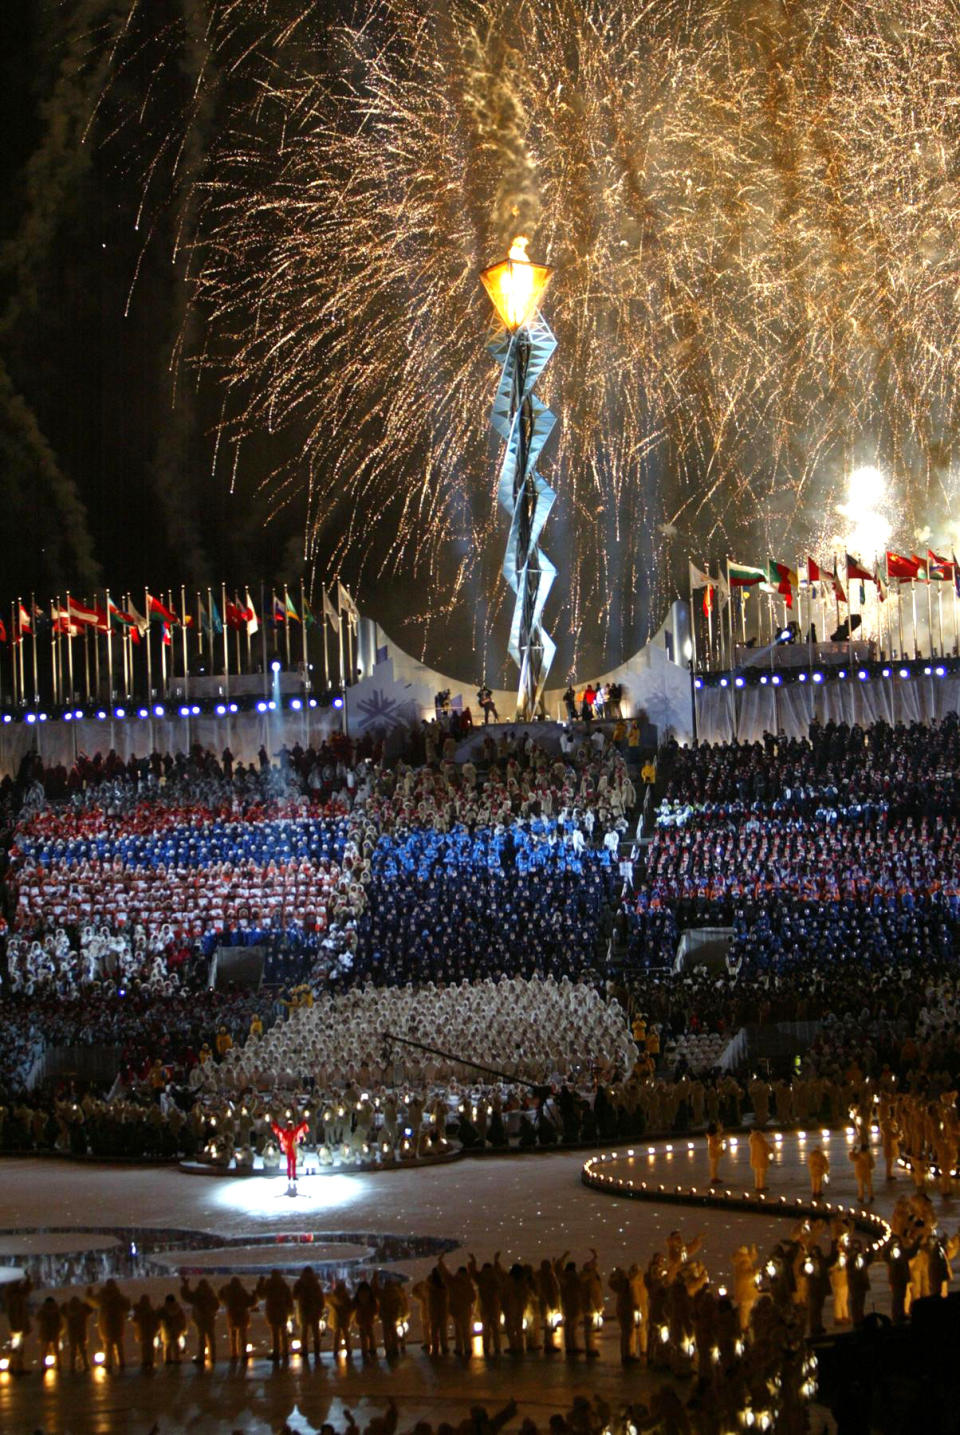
[93,0,960,678]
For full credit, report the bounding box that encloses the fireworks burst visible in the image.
[92,0,960,678]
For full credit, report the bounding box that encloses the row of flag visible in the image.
[690,550,960,618]
[1,583,360,648]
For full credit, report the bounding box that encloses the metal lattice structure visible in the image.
[488,313,558,719]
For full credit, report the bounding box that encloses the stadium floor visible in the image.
[0,1134,916,1434]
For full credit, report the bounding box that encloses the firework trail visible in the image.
[93,0,960,678]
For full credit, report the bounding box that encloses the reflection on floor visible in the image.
[0,1134,933,1434]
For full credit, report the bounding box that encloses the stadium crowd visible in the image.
[5,711,960,1435]
[1,711,960,1166]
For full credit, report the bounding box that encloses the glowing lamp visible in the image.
[480,236,553,331]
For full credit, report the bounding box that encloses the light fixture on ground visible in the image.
[480,236,557,722]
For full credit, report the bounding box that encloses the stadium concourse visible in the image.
[1,711,960,1433]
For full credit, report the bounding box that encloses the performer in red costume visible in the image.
[272,1117,309,1182]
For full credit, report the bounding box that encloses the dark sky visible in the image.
[0,5,308,609]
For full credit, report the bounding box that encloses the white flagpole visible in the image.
[105,588,114,702]
[300,577,309,685]
[144,588,153,699]
[28,595,37,703]
[65,590,75,700]
[48,601,58,706]
[11,601,19,707]
[121,596,130,701]
[283,583,292,670]
[689,564,699,676]
[181,585,189,698]
[221,582,230,699]
[891,557,903,659]
[322,591,331,686]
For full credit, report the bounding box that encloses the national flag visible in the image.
[0,619,7,644]
[911,554,929,581]
[51,606,78,638]
[67,596,99,626]
[766,559,797,608]
[108,601,139,640]
[690,561,728,601]
[161,623,172,647]
[337,581,360,628]
[928,549,954,581]
[284,591,301,623]
[301,594,316,628]
[147,593,179,624]
[126,599,149,636]
[845,554,873,583]
[271,593,286,625]
[322,587,340,632]
[93,604,111,635]
[886,551,920,581]
[17,603,31,636]
[874,564,887,603]
[727,561,766,587]
[953,553,960,600]
[225,599,246,631]
[689,562,720,618]
[201,596,224,639]
[243,589,259,637]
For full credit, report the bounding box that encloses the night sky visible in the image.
[0,7,310,604]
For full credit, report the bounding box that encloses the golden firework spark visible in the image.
[93,0,960,675]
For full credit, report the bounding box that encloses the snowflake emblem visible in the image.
[354,687,421,735]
